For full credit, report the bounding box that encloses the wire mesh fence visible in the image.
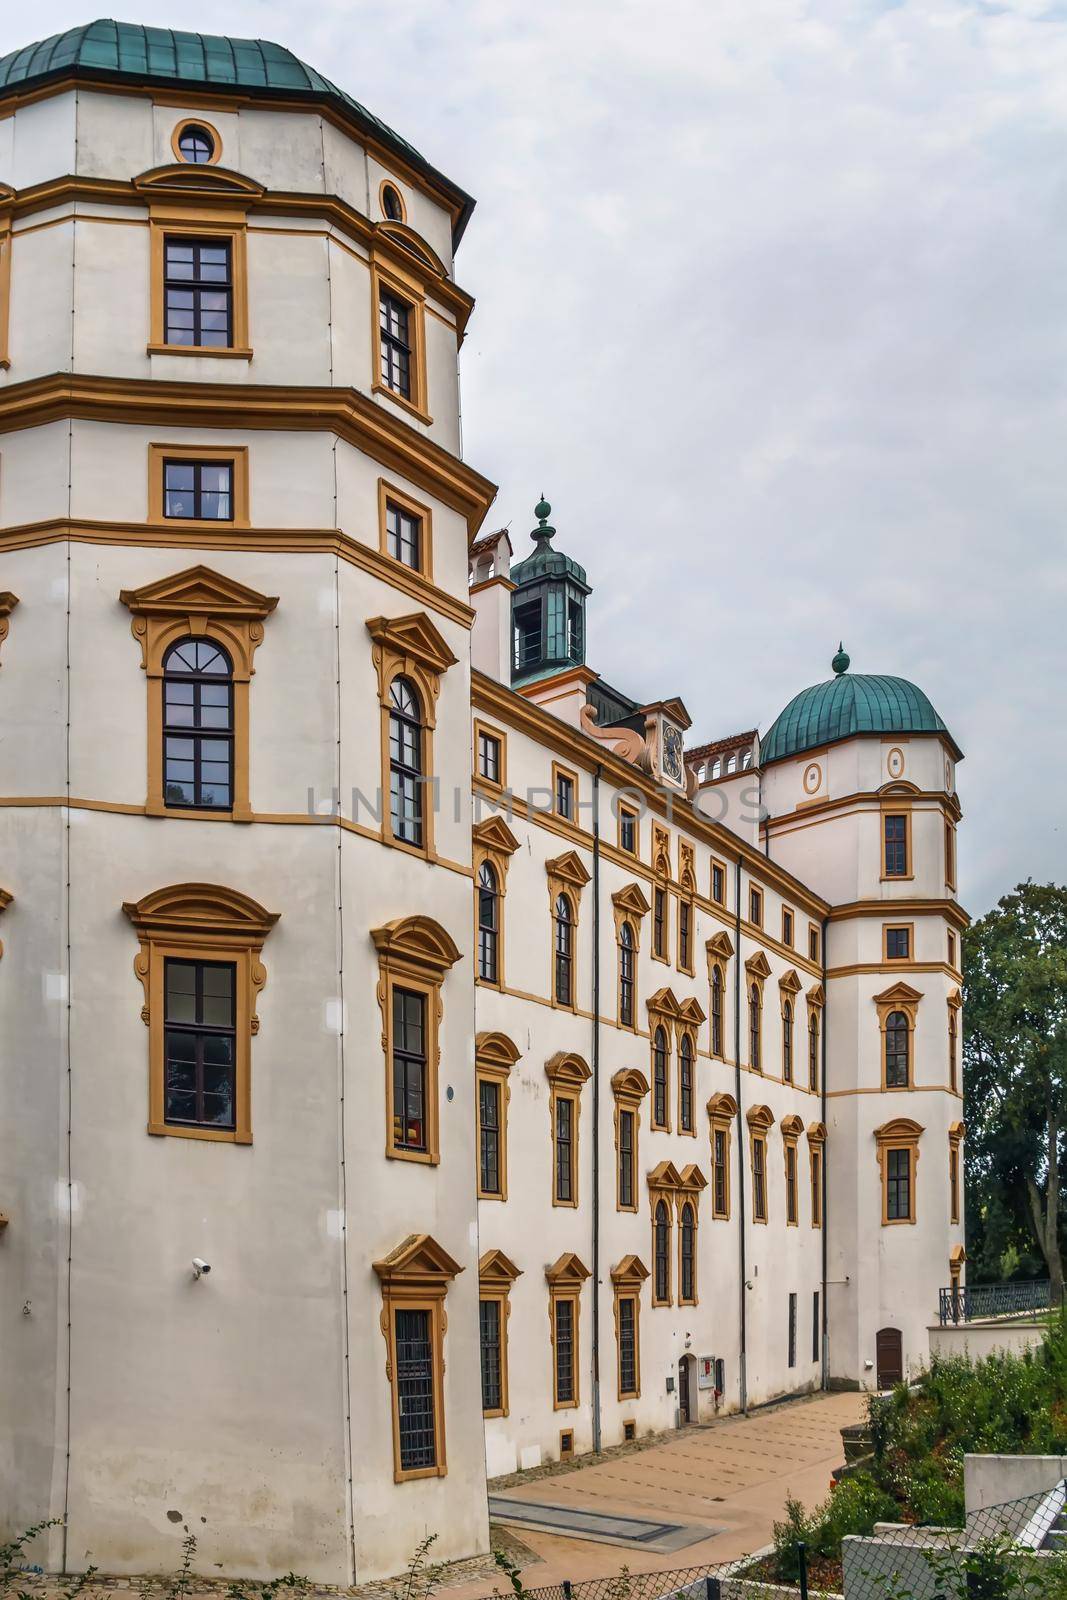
[513,1562,725,1600]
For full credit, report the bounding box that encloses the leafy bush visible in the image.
[771,1474,898,1580]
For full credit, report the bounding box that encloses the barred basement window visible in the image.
[162,639,234,810]
[379,289,412,398]
[554,1297,576,1405]
[385,498,422,570]
[787,1292,797,1369]
[479,1298,502,1413]
[885,1010,910,1088]
[389,676,424,846]
[618,1296,638,1397]
[652,1026,669,1128]
[164,958,236,1129]
[477,861,499,983]
[392,987,427,1152]
[555,1094,575,1204]
[619,922,635,1027]
[396,1308,437,1472]
[479,1077,502,1197]
[679,1033,694,1132]
[164,237,232,347]
[163,459,233,521]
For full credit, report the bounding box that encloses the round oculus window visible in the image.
[177,124,216,164]
[803,762,822,795]
[887,746,905,779]
[382,183,404,221]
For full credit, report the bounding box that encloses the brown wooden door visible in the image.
[678,1358,690,1422]
[876,1327,903,1388]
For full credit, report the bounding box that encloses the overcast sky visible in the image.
[5,0,1065,915]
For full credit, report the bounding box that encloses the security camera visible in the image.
[192,1258,211,1279]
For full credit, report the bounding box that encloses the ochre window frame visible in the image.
[547,1252,589,1410]
[748,885,763,928]
[371,254,432,424]
[473,815,520,991]
[612,882,650,1032]
[875,1117,923,1226]
[374,1233,461,1483]
[547,1052,590,1208]
[546,851,590,1011]
[120,564,278,821]
[618,799,640,856]
[779,968,801,1084]
[372,915,461,1166]
[945,816,957,891]
[707,931,733,1060]
[807,1121,826,1228]
[707,1092,736,1220]
[611,1255,648,1400]
[748,1103,775,1223]
[745,950,770,1072]
[122,882,278,1144]
[677,841,697,977]
[781,1114,803,1228]
[379,477,434,581]
[479,1248,521,1419]
[0,591,18,662]
[476,1030,519,1202]
[711,858,727,906]
[650,1187,674,1308]
[881,804,914,882]
[552,760,579,823]
[948,1120,965,1226]
[474,717,507,792]
[0,201,12,370]
[947,988,962,1093]
[148,442,251,530]
[676,1023,699,1136]
[612,1067,649,1213]
[367,611,459,861]
[882,922,915,964]
[652,824,672,964]
[874,981,922,1092]
[149,212,251,358]
[677,1167,705,1306]
[782,907,794,947]
[648,985,680,1131]
[807,981,824,1093]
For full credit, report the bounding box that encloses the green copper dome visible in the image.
[510,498,590,590]
[761,651,961,765]
[0,20,474,241]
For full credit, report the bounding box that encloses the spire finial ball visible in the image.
[832,642,850,676]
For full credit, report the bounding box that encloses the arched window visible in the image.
[711,965,724,1057]
[741,749,752,770]
[653,1025,668,1127]
[177,122,215,163]
[477,862,499,983]
[679,1032,694,1132]
[749,982,762,1071]
[809,1012,820,1092]
[619,921,635,1027]
[711,757,721,779]
[654,1199,671,1304]
[382,182,404,221]
[554,894,574,1006]
[885,1011,910,1088]
[680,1201,696,1303]
[778,998,792,1083]
[389,676,424,846]
[163,638,233,809]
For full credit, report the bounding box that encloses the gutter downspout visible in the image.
[591,765,603,1454]
[733,855,748,1416]
[820,911,830,1390]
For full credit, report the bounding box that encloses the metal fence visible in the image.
[937,1280,1051,1326]
[512,1563,724,1600]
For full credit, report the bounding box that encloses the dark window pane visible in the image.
[480,1299,502,1411]
[164,237,233,347]
[396,1308,437,1470]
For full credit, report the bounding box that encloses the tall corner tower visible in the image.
[759,647,965,1388]
[0,21,495,1584]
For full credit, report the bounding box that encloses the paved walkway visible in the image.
[454,1390,867,1597]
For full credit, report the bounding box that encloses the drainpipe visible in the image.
[734,855,748,1416]
[820,912,829,1390]
[591,765,603,1454]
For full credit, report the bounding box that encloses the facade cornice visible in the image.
[764,784,963,831]
[827,897,970,930]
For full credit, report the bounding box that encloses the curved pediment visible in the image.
[545,1051,591,1087]
[807,1120,827,1143]
[371,915,462,974]
[611,1067,650,1103]
[546,1251,590,1283]
[611,1254,650,1285]
[122,882,278,941]
[708,1091,738,1119]
[780,1114,805,1138]
[746,1103,775,1131]
[874,1117,924,1143]
[473,815,520,857]
[375,219,447,275]
[479,1248,522,1284]
[476,1031,521,1071]
[374,1232,463,1284]
[133,163,265,197]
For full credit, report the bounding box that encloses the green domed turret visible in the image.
[510,498,591,685]
[761,648,961,765]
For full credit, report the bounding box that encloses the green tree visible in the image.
[964,881,1067,1301]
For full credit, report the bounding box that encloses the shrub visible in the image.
[771,1474,898,1580]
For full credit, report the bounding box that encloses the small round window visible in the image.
[177,123,216,164]
[382,183,404,221]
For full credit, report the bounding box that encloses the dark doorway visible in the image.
[678,1357,691,1423]
[876,1326,903,1389]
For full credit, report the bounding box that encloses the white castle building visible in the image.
[0,21,966,1589]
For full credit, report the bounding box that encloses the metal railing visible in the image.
[937,1280,1051,1326]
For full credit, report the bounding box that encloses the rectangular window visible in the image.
[950,1145,960,1225]
[618,1108,635,1209]
[679,900,691,971]
[782,908,794,947]
[749,886,763,926]
[385,497,422,569]
[396,1308,437,1472]
[947,930,957,967]
[554,1297,576,1405]
[480,1298,503,1413]
[945,819,956,889]
[513,600,542,671]
[619,805,637,855]
[884,813,909,877]
[555,768,576,821]
[653,887,667,959]
[886,1147,912,1221]
[785,1144,798,1225]
[713,1127,729,1218]
[479,1078,502,1197]
[885,925,911,961]
[811,1146,823,1227]
[163,958,236,1130]
[567,599,583,662]
[753,1135,767,1221]
[478,729,502,785]
[555,1095,575,1204]
[712,862,726,905]
[809,925,820,963]
[379,289,412,398]
[812,1291,820,1364]
[618,1296,638,1398]
[163,458,233,521]
[392,987,426,1153]
[164,236,232,347]
[788,1292,797,1369]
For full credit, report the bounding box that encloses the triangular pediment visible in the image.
[611,1067,650,1103]
[374,1232,464,1284]
[473,815,520,856]
[476,1031,521,1071]
[779,968,803,993]
[612,882,651,918]
[678,996,706,1026]
[707,1091,738,1119]
[780,1114,805,1138]
[745,950,772,979]
[950,1243,967,1265]
[647,1159,683,1189]
[807,982,825,1007]
[479,1248,522,1285]
[646,986,681,1017]
[545,1051,592,1087]
[366,611,458,674]
[545,1251,590,1284]
[545,850,591,890]
[678,1163,707,1192]
[371,915,462,974]
[746,1103,775,1131]
[134,163,265,197]
[707,931,734,961]
[611,1254,650,1285]
[120,565,278,621]
[123,882,278,941]
[872,981,924,1007]
[947,987,963,1008]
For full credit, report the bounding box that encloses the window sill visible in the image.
[393,1464,446,1484]
[372,380,433,426]
[148,1120,251,1144]
[386,1146,440,1166]
[148,343,254,360]
[153,517,251,533]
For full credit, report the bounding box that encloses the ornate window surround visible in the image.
[779,968,802,1083]
[121,565,277,821]
[647,985,681,1131]
[0,590,18,661]
[807,981,824,1093]
[873,980,923,1091]
[707,1091,737,1220]
[807,1120,826,1228]
[370,251,432,425]
[476,1030,519,1202]
[747,1102,775,1223]
[547,1251,589,1410]
[648,1159,681,1307]
[546,1051,591,1208]
[677,1163,706,1306]
[781,1113,804,1228]
[147,442,250,529]
[745,950,771,1073]
[546,850,590,1011]
[372,915,461,1165]
[612,1067,650,1213]
[140,170,261,359]
[875,1116,923,1226]
[706,931,733,1060]
[948,1119,965,1225]
[612,1254,648,1400]
[367,611,458,859]
[473,816,520,990]
[612,882,650,1031]
[374,1232,462,1483]
[479,1247,521,1419]
[122,881,278,1144]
